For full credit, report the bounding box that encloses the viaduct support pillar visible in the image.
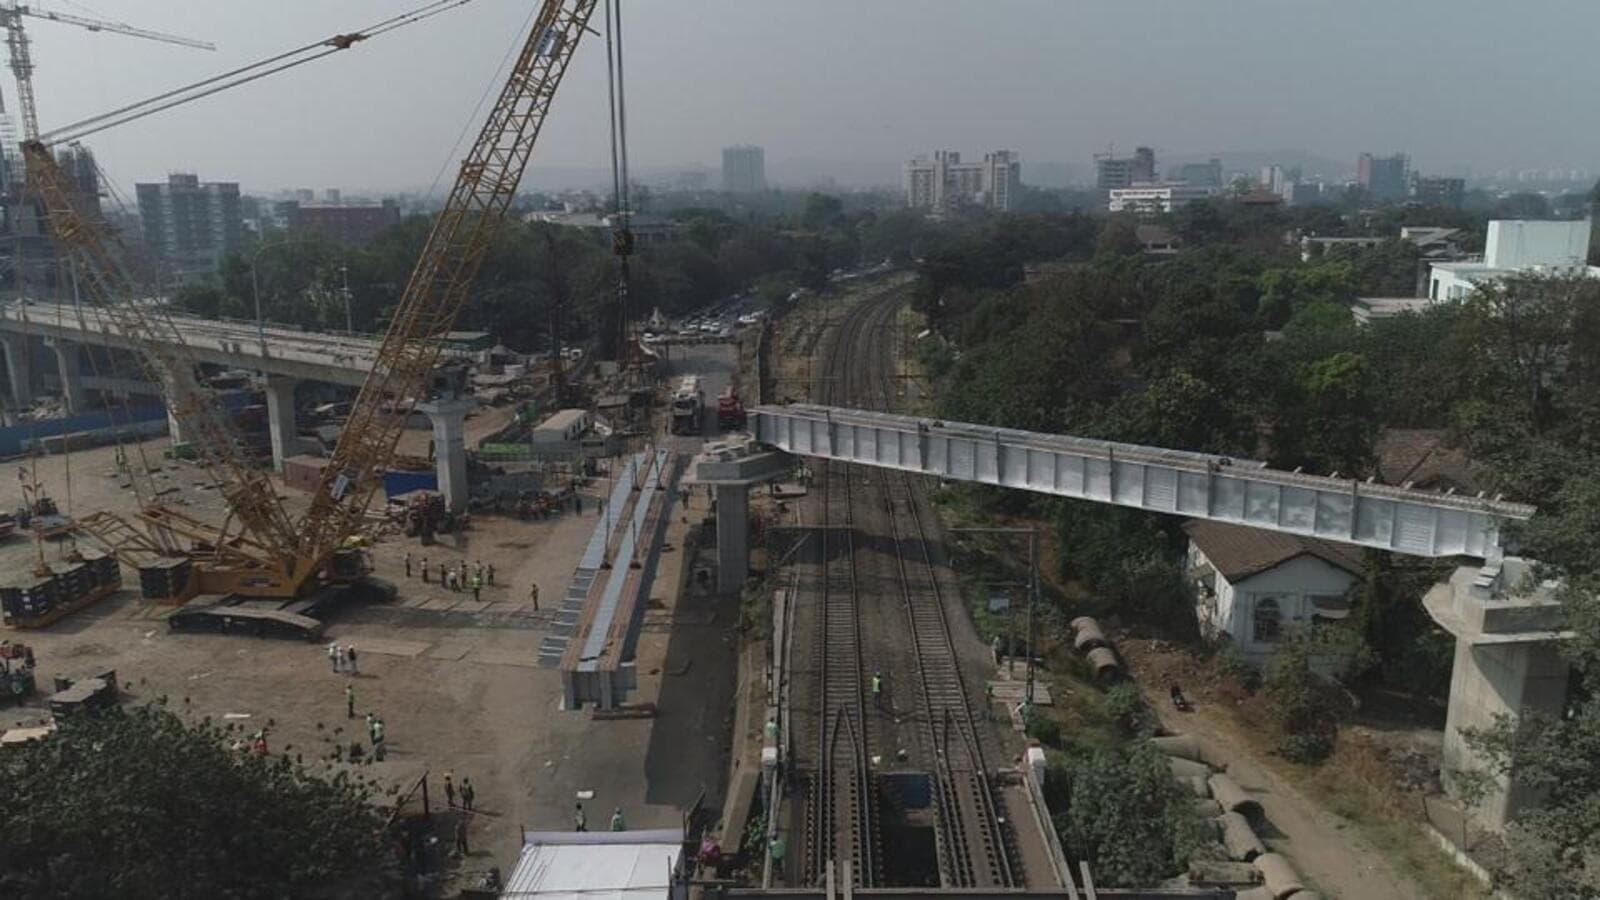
[716,483,750,594]
[49,339,83,413]
[0,332,31,409]
[1424,558,1572,830]
[418,397,473,513]
[263,374,299,472]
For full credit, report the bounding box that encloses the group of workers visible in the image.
[405,554,496,600]
[572,801,628,832]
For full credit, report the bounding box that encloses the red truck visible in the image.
[717,387,746,431]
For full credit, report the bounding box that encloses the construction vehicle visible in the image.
[0,640,37,703]
[671,375,704,435]
[25,0,601,601]
[716,386,746,431]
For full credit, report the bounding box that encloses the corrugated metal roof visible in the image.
[503,830,682,899]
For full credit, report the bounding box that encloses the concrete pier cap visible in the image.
[685,434,796,594]
[1425,556,1576,830]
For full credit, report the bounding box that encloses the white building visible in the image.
[1106,183,1218,214]
[1428,219,1599,302]
[1184,520,1363,667]
[904,150,1021,216]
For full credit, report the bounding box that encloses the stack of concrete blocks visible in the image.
[1069,616,1122,682]
[1153,733,1321,900]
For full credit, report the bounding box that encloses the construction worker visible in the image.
[404,553,412,578]
[471,572,482,602]
[327,642,339,672]
[444,773,457,808]
[610,807,627,832]
[421,556,430,584]
[487,563,495,586]
[574,802,588,832]
[346,683,355,719]
[769,833,787,865]
[529,582,540,610]
[454,817,469,856]
[461,777,476,811]
[346,645,358,676]
[871,671,883,709]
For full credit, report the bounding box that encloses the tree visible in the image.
[1095,214,1142,258]
[1492,192,1552,220]
[800,192,843,230]
[1045,741,1205,887]
[0,704,391,898]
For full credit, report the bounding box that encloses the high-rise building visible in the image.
[1132,146,1156,183]
[1096,146,1157,191]
[1358,152,1410,201]
[1410,175,1466,210]
[721,145,766,193]
[135,173,243,278]
[903,150,1021,216]
[1176,158,1223,187]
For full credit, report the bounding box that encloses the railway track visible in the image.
[796,284,1017,887]
[804,461,878,885]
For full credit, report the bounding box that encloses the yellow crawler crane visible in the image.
[25,0,600,597]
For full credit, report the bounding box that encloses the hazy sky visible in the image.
[25,0,1600,193]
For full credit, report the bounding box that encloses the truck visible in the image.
[717,387,746,431]
[670,375,703,435]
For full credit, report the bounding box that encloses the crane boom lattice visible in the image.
[294,0,598,588]
[22,141,302,570]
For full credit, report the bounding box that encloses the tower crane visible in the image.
[0,3,215,140]
[23,0,600,598]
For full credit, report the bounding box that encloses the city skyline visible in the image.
[15,0,1598,195]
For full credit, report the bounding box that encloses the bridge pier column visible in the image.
[418,397,473,514]
[715,483,750,594]
[0,332,31,409]
[49,339,84,413]
[1425,559,1572,830]
[263,374,300,472]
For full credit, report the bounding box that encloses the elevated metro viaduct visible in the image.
[0,299,478,510]
[694,404,1561,831]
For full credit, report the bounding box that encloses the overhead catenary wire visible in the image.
[39,0,477,146]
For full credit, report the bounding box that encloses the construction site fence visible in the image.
[0,403,167,458]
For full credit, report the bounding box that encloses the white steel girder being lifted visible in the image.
[749,404,1535,561]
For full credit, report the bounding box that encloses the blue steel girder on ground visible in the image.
[750,404,1535,561]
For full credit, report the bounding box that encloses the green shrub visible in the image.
[1025,707,1064,748]
[1103,682,1156,737]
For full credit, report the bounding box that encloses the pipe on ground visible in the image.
[1167,755,1212,780]
[1219,810,1266,861]
[1152,732,1230,770]
[1085,646,1121,680]
[1070,616,1108,652]
[1209,773,1263,819]
[1254,852,1306,899]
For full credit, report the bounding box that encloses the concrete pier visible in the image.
[418,397,473,513]
[263,374,299,472]
[1424,557,1572,829]
[716,483,751,594]
[0,332,30,408]
[49,339,82,413]
[689,435,795,594]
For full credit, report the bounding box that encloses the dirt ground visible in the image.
[0,378,740,890]
[1120,639,1430,900]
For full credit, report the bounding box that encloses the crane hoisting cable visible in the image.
[39,0,475,146]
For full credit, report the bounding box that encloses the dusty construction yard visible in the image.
[0,410,739,879]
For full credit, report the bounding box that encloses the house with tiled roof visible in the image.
[1184,520,1365,666]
